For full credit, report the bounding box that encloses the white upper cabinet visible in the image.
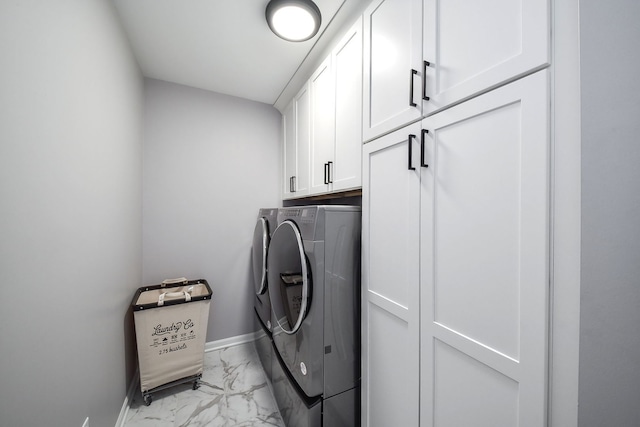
[422,0,550,115]
[331,16,363,193]
[283,82,310,199]
[294,83,311,197]
[284,17,363,199]
[309,55,336,194]
[282,99,296,199]
[363,0,423,143]
[363,0,549,141]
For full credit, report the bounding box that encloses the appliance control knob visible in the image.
[300,362,307,376]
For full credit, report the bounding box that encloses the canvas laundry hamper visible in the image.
[132,278,212,405]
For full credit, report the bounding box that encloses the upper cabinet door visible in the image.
[332,17,363,192]
[363,0,423,142]
[282,100,296,199]
[309,56,335,195]
[422,0,549,115]
[293,82,311,197]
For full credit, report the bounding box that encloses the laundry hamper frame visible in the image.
[131,278,212,405]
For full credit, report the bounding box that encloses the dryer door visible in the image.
[252,217,269,295]
[268,220,310,335]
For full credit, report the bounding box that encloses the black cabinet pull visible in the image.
[408,134,416,170]
[409,69,418,107]
[423,61,430,101]
[324,163,329,184]
[328,161,333,183]
[421,129,429,168]
[290,176,296,192]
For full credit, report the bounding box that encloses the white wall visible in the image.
[0,1,143,427]
[578,0,640,425]
[142,79,281,342]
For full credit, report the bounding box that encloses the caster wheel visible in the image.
[143,394,153,406]
[193,381,200,390]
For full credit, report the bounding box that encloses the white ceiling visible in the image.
[112,0,366,107]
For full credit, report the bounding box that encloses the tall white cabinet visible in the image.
[362,0,551,425]
[363,70,550,427]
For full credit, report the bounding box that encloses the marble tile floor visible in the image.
[125,343,285,427]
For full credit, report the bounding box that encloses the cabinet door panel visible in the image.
[283,100,296,199]
[363,0,422,142]
[310,57,335,195]
[367,304,417,427]
[420,71,549,426]
[423,0,549,115]
[433,341,520,426]
[294,83,311,196]
[362,123,421,427]
[333,17,363,192]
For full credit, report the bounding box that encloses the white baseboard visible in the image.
[116,332,259,426]
[204,331,260,352]
[115,368,139,427]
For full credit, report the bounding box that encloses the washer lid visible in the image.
[251,217,269,295]
[268,220,311,335]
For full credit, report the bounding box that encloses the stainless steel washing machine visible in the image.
[251,208,278,382]
[267,205,361,427]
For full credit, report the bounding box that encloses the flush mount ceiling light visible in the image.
[266,0,322,42]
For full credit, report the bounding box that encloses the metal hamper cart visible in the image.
[132,278,212,405]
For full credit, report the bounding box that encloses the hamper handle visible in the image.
[161,277,188,286]
[158,286,194,306]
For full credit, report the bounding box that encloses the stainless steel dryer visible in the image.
[251,208,278,382]
[267,206,361,427]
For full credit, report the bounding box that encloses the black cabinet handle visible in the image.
[328,161,333,183]
[409,69,418,107]
[324,163,329,184]
[422,61,430,101]
[408,134,416,170]
[421,129,429,168]
[290,176,296,192]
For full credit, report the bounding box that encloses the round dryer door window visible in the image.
[267,220,310,335]
[251,217,269,295]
